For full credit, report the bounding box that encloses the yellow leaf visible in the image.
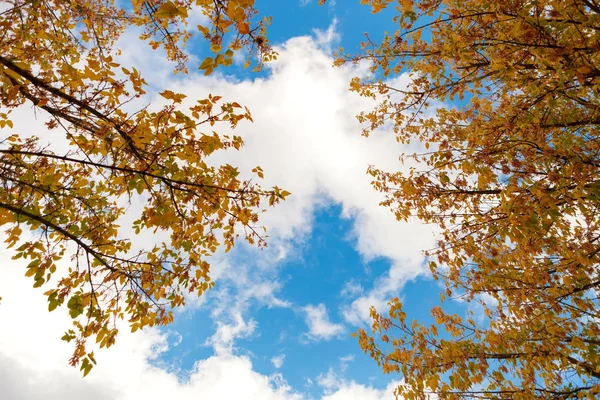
[154,1,181,19]
[199,57,213,70]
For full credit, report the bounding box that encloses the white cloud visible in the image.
[207,310,258,354]
[340,354,354,362]
[317,368,341,393]
[341,292,388,326]
[339,354,354,372]
[318,368,401,400]
[186,355,300,399]
[271,354,286,369]
[340,280,363,298]
[313,18,341,53]
[303,304,344,341]
[322,381,400,400]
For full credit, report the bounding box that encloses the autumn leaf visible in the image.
[154,1,183,19]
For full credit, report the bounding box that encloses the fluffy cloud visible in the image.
[318,367,401,400]
[322,381,401,400]
[303,304,345,341]
[271,354,286,369]
[339,354,354,371]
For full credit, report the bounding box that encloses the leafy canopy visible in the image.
[0,0,288,376]
[335,0,600,398]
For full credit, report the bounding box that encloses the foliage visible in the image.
[0,0,287,375]
[335,0,600,398]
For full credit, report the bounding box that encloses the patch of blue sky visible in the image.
[218,204,398,396]
[186,0,401,81]
[280,204,376,305]
[257,0,398,51]
[150,310,217,375]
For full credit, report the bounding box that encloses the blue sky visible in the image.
[0,1,470,399]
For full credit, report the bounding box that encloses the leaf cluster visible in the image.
[0,0,286,374]
[341,0,600,398]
